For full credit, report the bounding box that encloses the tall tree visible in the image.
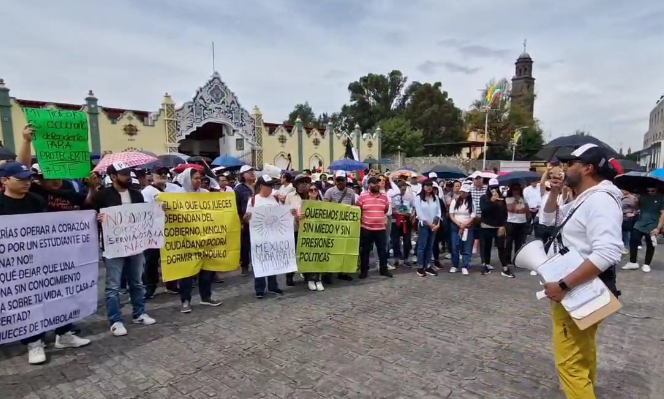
[378,116,423,157]
[401,81,465,156]
[286,102,317,127]
[343,70,408,132]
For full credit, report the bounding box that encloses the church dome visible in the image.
[518,52,532,60]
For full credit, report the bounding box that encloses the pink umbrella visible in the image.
[94,151,158,173]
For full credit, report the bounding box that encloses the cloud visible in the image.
[418,61,480,75]
[1,0,663,151]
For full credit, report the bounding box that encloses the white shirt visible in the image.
[119,190,131,204]
[277,183,296,198]
[141,183,185,202]
[449,198,475,224]
[218,186,234,193]
[505,197,528,224]
[539,181,623,272]
[409,183,422,196]
[247,194,279,211]
[413,196,441,225]
[389,189,414,214]
[523,184,541,209]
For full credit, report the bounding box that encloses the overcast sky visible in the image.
[3,0,662,152]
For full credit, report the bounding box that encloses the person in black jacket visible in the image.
[94,162,157,337]
[235,165,256,276]
[478,178,514,278]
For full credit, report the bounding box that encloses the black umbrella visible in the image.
[536,135,619,162]
[498,170,541,186]
[142,154,187,169]
[613,158,645,173]
[0,146,16,161]
[422,165,466,179]
[614,172,664,194]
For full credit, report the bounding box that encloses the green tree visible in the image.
[513,127,545,160]
[286,102,317,127]
[343,70,408,132]
[401,82,465,155]
[378,116,423,157]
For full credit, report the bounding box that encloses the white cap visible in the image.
[111,161,130,172]
[489,178,499,186]
[460,183,472,193]
[239,165,254,173]
[31,163,42,174]
[130,171,137,178]
[428,172,438,178]
[411,172,418,177]
[334,170,347,178]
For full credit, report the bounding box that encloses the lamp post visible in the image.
[397,145,402,168]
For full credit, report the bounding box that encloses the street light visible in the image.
[397,145,402,168]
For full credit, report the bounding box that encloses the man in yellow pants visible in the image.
[539,144,624,399]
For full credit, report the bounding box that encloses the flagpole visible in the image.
[482,109,489,170]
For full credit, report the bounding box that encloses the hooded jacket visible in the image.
[175,168,210,194]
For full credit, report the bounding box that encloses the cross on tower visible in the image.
[523,39,527,53]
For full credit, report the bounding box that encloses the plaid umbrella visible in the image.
[94,151,158,173]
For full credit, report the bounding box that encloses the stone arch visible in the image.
[309,153,324,170]
[273,152,290,170]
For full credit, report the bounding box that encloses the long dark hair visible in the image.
[454,192,473,212]
[506,183,522,199]
[418,183,435,202]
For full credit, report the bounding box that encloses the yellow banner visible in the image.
[157,192,241,281]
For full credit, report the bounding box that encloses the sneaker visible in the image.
[379,271,394,278]
[621,247,628,255]
[501,270,516,278]
[481,269,492,276]
[55,332,90,349]
[133,314,156,325]
[530,270,538,276]
[387,264,396,271]
[110,322,127,337]
[461,268,469,276]
[200,298,222,307]
[425,267,438,276]
[449,267,458,273]
[307,281,317,291]
[269,288,284,296]
[642,264,651,273]
[315,281,325,291]
[256,292,265,299]
[622,262,640,270]
[444,253,451,260]
[417,268,427,277]
[165,289,180,295]
[181,301,192,313]
[27,341,46,365]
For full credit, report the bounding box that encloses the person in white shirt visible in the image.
[408,173,422,196]
[276,172,296,203]
[413,178,441,277]
[448,182,476,275]
[141,165,184,299]
[539,144,622,399]
[504,183,530,264]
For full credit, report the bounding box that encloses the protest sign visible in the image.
[24,108,91,179]
[101,202,165,259]
[249,205,297,278]
[157,192,241,281]
[0,210,99,344]
[296,201,361,273]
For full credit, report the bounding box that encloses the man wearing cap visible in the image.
[235,165,256,276]
[357,176,392,279]
[539,143,623,399]
[141,165,184,298]
[323,170,356,282]
[93,162,157,337]
[0,162,93,364]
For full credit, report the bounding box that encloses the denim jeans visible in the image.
[450,224,473,269]
[104,253,146,325]
[179,270,215,302]
[416,224,435,267]
[390,220,412,260]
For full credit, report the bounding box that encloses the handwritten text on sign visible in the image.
[24,108,91,179]
[0,210,99,344]
[296,201,361,273]
[249,205,297,278]
[157,193,241,281]
[101,203,165,259]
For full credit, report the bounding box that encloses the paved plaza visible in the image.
[1,253,663,399]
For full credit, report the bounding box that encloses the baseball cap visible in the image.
[152,165,169,174]
[239,165,254,174]
[0,162,34,180]
[460,182,472,193]
[107,161,132,175]
[428,172,438,179]
[294,174,312,184]
[334,170,347,179]
[31,163,42,175]
[557,144,609,167]
[488,178,499,187]
[256,174,276,186]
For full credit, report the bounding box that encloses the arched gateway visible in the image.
[173,72,258,163]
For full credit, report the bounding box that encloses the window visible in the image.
[235,138,244,151]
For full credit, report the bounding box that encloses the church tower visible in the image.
[510,40,535,120]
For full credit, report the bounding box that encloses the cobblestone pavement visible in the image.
[1,252,663,399]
